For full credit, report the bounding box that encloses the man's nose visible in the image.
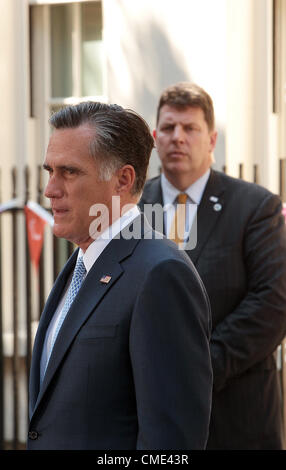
[172,125,185,143]
[44,176,63,199]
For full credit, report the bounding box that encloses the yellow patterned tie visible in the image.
[169,193,188,244]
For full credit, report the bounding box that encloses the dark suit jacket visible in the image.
[139,170,286,449]
[28,215,212,450]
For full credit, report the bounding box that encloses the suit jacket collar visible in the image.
[139,176,165,233]
[139,170,226,264]
[30,214,151,419]
[140,175,163,206]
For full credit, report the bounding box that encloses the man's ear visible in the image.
[115,165,136,194]
[153,129,157,140]
[209,131,217,152]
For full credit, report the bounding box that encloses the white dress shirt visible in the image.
[161,169,210,242]
[40,205,140,380]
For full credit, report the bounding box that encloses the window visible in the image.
[50,2,104,101]
[30,1,106,133]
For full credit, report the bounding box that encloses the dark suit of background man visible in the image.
[139,82,286,450]
[27,101,213,450]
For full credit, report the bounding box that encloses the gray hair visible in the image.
[49,101,154,194]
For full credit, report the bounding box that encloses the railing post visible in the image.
[253,164,259,184]
[37,165,45,316]
[279,158,286,201]
[239,163,244,179]
[24,166,32,398]
[11,167,19,449]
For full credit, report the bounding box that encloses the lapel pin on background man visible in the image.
[27,101,213,450]
[139,82,286,450]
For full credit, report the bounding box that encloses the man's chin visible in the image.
[165,162,189,174]
[52,224,70,241]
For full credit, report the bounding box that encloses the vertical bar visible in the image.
[273,0,280,113]
[29,6,34,118]
[253,164,259,184]
[222,165,227,174]
[273,0,276,112]
[0,168,4,449]
[24,167,32,385]
[279,158,286,201]
[11,167,19,450]
[72,3,82,97]
[239,163,244,179]
[37,165,45,316]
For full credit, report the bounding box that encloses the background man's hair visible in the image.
[156,82,215,131]
[49,101,154,195]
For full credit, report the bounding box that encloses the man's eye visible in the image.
[64,168,76,175]
[185,126,198,132]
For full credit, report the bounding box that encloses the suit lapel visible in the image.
[188,170,226,264]
[140,172,226,265]
[31,215,146,418]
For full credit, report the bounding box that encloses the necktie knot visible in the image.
[177,193,188,205]
[67,256,86,309]
[73,256,87,283]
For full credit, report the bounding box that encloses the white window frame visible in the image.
[30,0,107,155]
[29,1,97,5]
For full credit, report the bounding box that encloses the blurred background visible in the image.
[0,0,285,449]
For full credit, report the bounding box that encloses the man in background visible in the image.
[139,82,286,449]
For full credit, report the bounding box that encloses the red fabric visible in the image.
[24,206,46,269]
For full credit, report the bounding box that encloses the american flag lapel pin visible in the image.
[100,275,112,284]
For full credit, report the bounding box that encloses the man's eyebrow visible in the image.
[42,163,82,172]
[43,163,51,171]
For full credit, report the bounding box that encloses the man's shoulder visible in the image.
[141,175,161,193]
[212,169,279,201]
[144,175,161,186]
[139,175,162,207]
[133,228,194,270]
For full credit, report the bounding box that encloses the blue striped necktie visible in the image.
[40,256,87,383]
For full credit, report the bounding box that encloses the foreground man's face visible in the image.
[43,125,118,251]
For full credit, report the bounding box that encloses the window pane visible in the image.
[51,4,73,98]
[81,2,103,96]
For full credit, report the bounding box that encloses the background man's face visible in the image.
[43,125,117,251]
[154,105,217,184]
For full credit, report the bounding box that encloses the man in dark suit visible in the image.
[139,82,286,449]
[27,101,213,450]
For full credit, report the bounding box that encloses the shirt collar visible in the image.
[161,169,210,205]
[78,205,140,273]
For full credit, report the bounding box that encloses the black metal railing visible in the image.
[0,165,73,449]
